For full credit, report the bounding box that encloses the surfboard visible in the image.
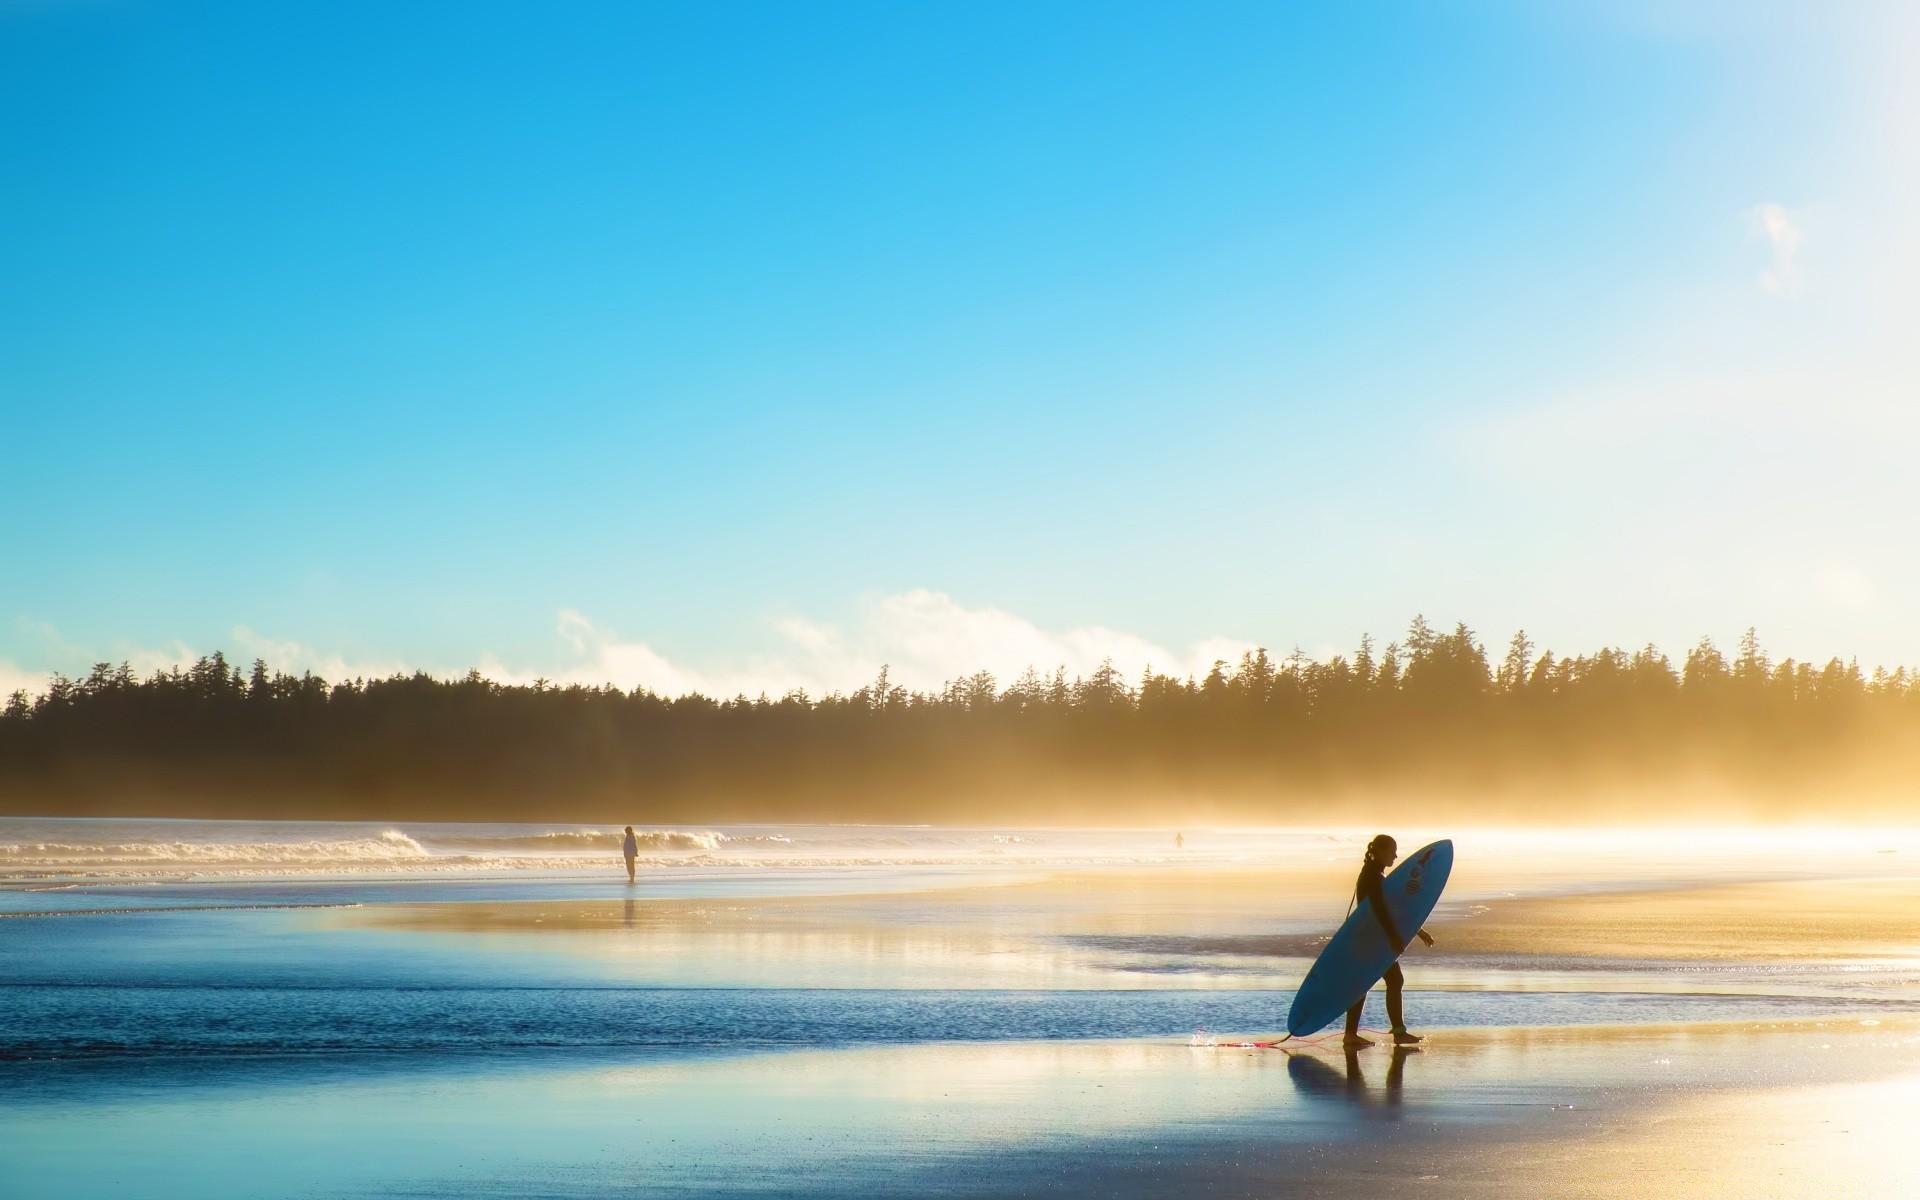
[1285,839,1453,1038]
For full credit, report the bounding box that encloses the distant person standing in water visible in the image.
[1174,831,1184,850]
[622,825,638,884]
[1344,834,1433,1049]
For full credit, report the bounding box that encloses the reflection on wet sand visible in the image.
[1287,1045,1414,1108]
[1437,876,1920,962]
[343,848,1920,1004]
[7,1021,1917,1198]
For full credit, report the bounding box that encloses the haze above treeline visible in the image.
[5,617,1918,824]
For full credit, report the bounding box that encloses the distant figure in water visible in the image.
[1175,832,1184,850]
[622,825,638,884]
[1344,833,1433,1050]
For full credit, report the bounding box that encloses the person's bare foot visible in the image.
[1343,1034,1374,1049]
[1391,1029,1423,1045]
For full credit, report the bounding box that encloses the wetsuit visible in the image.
[1346,858,1408,1035]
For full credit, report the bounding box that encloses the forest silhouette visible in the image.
[5,618,1918,823]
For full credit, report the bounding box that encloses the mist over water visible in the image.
[6,816,1917,887]
[0,818,1347,882]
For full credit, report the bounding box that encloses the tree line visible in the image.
[4,617,1918,822]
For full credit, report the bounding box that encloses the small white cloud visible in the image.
[484,591,1261,698]
[483,611,759,696]
[122,640,204,679]
[3,597,1266,703]
[1748,202,1802,295]
[0,625,408,700]
[0,621,203,700]
[230,628,407,682]
[847,589,1257,690]
[0,660,47,701]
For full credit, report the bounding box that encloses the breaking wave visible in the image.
[0,827,816,879]
[0,819,1238,882]
[1,829,432,865]
[435,830,736,853]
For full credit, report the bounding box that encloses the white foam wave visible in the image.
[0,820,1255,881]
[434,829,730,853]
[0,829,431,864]
[0,827,777,878]
[0,849,1207,881]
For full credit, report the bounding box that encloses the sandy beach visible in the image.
[5,821,1919,1197]
[1439,876,1920,962]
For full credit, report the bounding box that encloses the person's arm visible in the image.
[1361,874,1406,955]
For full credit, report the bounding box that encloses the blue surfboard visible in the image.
[1286,839,1453,1037]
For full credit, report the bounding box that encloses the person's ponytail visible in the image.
[1363,834,1396,870]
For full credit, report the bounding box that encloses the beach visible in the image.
[4,820,1918,1197]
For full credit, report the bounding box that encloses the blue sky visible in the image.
[4,1,1916,695]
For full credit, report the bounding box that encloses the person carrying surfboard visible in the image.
[1344,834,1434,1049]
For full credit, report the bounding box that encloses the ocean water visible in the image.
[12,817,1909,883]
[4,818,1918,1198]
[0,817,1250,880]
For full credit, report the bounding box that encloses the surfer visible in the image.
[622,825,638,884]
[1343,834,1434,1049]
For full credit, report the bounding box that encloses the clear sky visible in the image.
[4,1,1917,697]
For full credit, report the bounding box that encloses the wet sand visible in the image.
[1436,876,1920,962]
[345,859,1920,995]
[341,864,1359,932]
[1212,1021,1920,1199]
[6,1020,1916,1198]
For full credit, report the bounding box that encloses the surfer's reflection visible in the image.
[1286,1046,1414,1111]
